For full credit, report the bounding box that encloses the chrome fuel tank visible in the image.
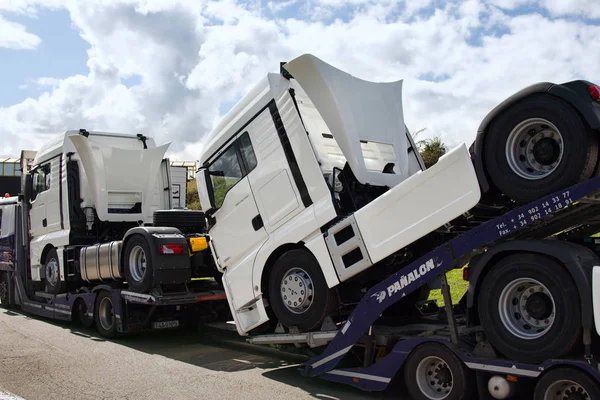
[80,241,123,282]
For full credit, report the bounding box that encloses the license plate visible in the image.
[152,320,179,329]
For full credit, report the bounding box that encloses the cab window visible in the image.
[207,132,258,209]
[208,145,243,208]
[31,164,50,201]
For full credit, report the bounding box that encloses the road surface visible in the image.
[0,309,406,400]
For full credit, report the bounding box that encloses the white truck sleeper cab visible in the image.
[25,130,187,294]
[197,54,481,335]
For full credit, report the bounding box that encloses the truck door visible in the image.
[29,163,51,237]
[44,157,62,232]
[206,133,267,309]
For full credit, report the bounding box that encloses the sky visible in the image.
[0,0,599,161]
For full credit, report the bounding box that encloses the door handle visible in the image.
[42,218,47,227]
[251,215,263,231]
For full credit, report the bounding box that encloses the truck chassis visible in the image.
[245,175,600,398]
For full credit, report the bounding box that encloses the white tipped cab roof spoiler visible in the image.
[284,54,408,186]
[69,134,169,222]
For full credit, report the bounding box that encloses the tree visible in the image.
[411,127,448,169]
[418,136,448,169]
[186,179,201,210]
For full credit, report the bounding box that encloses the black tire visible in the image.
[483,94,598,204]
[123,235,153,293]
[0,272,13,309]
[534,367,600,400]
[153,210,206,233]
[44,248,66,295]
[478,254,581,363]
[268,249,338,331]
[404,342,475,400]
[73,298,94,328]
[94,291,117,338]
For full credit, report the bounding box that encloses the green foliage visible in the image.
[186,179,201,210]
[428,267,469,306]
[411,128,449,169]
[418,136,448,169]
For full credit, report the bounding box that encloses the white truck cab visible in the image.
[196,54,481,335]
[24,130,186,294]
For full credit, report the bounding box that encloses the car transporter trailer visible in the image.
[243,175,600,399]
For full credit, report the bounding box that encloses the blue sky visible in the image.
[0,9,88,106]
[0,0,599,159]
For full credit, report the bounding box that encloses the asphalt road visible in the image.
[0,309,407,400]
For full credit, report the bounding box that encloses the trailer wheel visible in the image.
[94,291,117,338]
[478,254,581,363]
[73,298,94,328]
[0,272,12,309]
[482,94,598,203]
[268,249,338,332]
[534,367,600,400]
[404,342,475,400]
[44,248,66,295]
[123,235,153,293]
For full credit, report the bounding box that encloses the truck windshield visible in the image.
[208,145,243,208]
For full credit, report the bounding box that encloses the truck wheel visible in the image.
[44,248,66,295]
[123,235,153,293]
[73,298,94,328]
[404,342,475,400]
[268,249,338,332]
[534,367,600,400]
[94,291,117,338]
[482,94,598,203]
[478,254,581,363]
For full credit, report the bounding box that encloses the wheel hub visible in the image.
[280,267,314,315]
[98,297,114,331]
[525,292,553,320]
[532,137,561,166]
[544,379,590,400]
[45,258,59,286]
[435,367,452,385]
[505,118,564,180]
[498,277,556,340]
[128,245,147,282]
[416,356,453,399]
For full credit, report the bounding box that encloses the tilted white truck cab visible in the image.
[196,54,481,335]
[24,130,188,294]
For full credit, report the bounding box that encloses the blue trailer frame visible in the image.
[297,175,600,393]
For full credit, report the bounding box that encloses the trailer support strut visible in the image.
[441,273,459,345]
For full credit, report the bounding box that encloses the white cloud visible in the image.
[19,76,61,89]
[0,14,40,49]
[540,0,600,19]
[489,0,600,19]
[0,0,598,162]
